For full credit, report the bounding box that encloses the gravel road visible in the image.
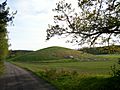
[0,62,56,90]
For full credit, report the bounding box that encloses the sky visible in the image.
[0,0,79,50]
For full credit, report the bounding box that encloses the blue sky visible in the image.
[0,0,79,50]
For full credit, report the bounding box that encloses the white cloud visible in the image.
[7,0,79,50]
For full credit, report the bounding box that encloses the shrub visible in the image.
[111,59,120,78]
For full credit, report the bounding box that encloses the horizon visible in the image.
[0,0,80,50]
[1,0,118,51]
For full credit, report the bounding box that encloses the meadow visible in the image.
[9,47,120,90]
[11,54,120,90]
[12,59,118,75]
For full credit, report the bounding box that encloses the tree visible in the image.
[0,0,16,60]
[46,0,120,47]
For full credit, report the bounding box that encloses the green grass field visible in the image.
[9,46,103,62]
[12,59,118,75]
[9,47,120,90]
[11,56,120,90]
[97,54,120,60]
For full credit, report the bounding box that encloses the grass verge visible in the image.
[0,61,5,76]
[10,54,120,90]
[36,69,120,90]
[11,60,120,90]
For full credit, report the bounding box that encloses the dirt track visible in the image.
[0,62,56,90]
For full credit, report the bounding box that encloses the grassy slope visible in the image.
[12,55,120,90]
[9,46,120,89]
[8,50,33,59]
[9,46,95,62]
[11,53,120,90]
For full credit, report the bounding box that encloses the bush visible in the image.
[111,59,120,78]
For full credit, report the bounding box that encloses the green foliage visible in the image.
[37,69,81,90]
[0,61,5,76]
[7,50,33,59]
[111,59,120,78]
[36,69,120,90]
[0,1,16,61]
[47,0,120,46]
[80,45,120,55]
[11,61,120,90]
[0,33,8,60]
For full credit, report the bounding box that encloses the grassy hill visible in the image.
[9,46,98,62]
[10,46,120,90]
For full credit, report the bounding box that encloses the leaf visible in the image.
[87,13,94,19]
[81,0,88,4]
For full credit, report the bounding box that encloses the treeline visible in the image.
[8,50,33,59]
[0,1,15,61]
[80,45,120,55]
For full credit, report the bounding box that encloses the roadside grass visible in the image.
[11,60,120,90]
[11,54,120,90]
[0,61,5,76]
[36,69,120,90]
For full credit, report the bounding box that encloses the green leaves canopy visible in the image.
[0,0,16,60]
[47,0,120,46]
